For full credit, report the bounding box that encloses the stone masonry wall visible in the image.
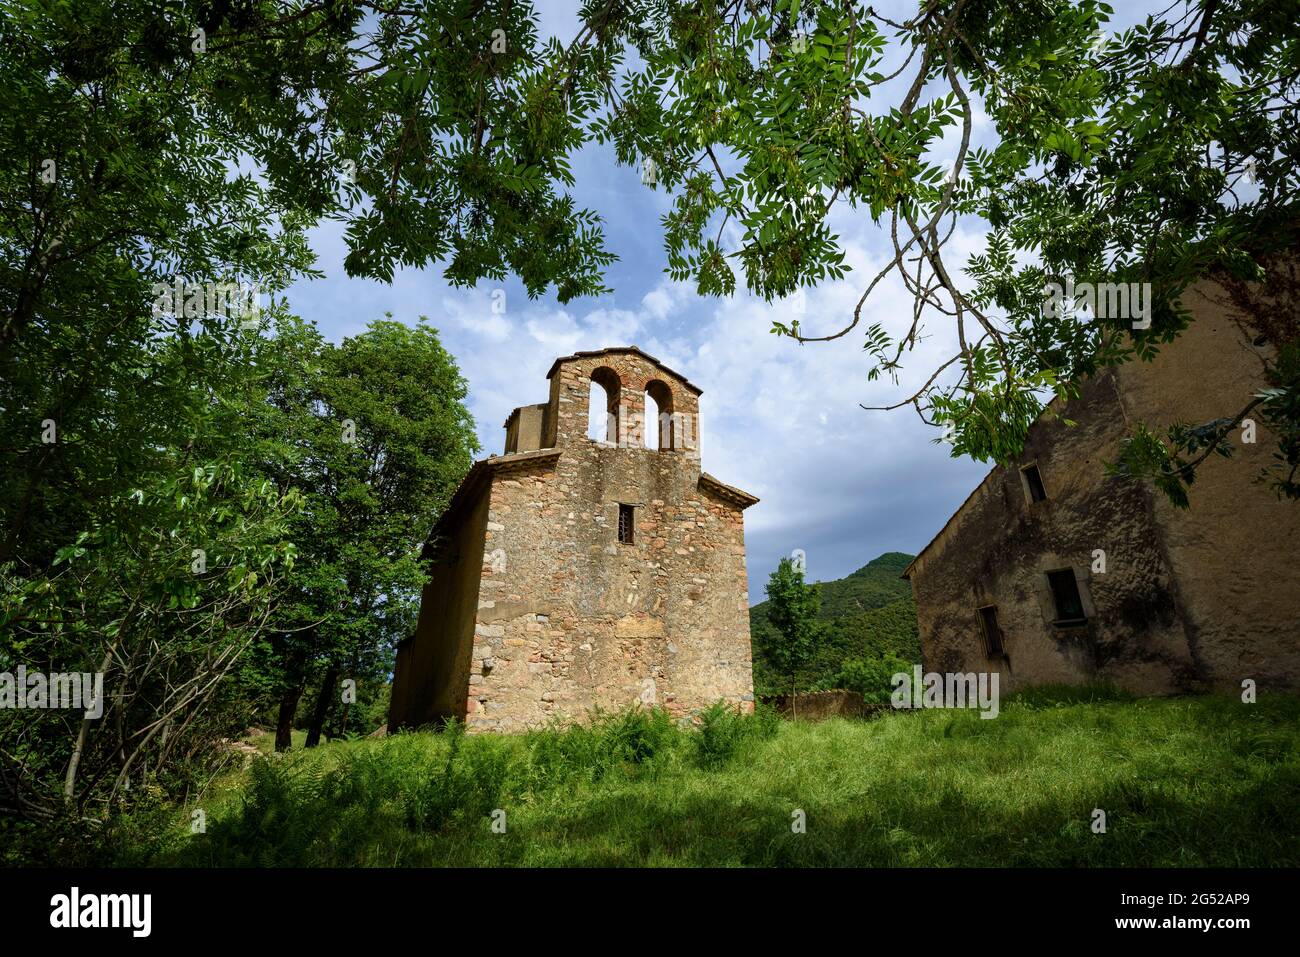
[464,352,753,731]
[544,350,702,455]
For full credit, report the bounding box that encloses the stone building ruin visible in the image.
[904,269,1300,695]
[389,347,759,732]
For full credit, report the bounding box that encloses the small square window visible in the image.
[1047,569,1086,623]
[1021,463,1047,503]
[977,605,1005,657]
[617,504,635,544]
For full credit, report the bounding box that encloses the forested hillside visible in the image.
[750,553,921,695]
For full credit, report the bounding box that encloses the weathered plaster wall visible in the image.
[1116,277,1300,691]
[907,272,1300,695]
[907,370,1195,695]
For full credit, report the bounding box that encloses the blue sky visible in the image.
[282,1,1161,603]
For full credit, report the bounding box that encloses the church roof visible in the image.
[699,472,759,509]
[546,346,704,396]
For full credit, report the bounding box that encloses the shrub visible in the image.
[587,706,680,775]
[693,700,782,770]
[404,719,517,829]
[693,702,746,769]
[835,654,914,704]
[520,705,684,788]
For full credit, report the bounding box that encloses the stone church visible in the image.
[389,347,759,733]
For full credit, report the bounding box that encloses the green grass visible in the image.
[153,689,1298,867]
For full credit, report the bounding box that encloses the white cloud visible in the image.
[283,67,996,602]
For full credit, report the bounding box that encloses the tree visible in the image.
[764,558,824,715]
[249,316,478,751]
[584,0,1300,504]
[0,321,302,822]
[6,5,1296,633]
[0,0,524,819]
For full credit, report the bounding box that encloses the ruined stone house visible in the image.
[389,347,759,732]
[903,268,1300,695]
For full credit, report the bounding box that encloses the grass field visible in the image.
[146,687,1299,867]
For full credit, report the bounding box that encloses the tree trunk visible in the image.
[274,685,304,752]
[64,649,113,806]
[336,700,352,739]
[304,666,340,749]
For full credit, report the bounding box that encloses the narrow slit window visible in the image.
[1047,569,1086,623]
[617,504,635,544]
[978,605,1005,657]
[1021,463,1047,503]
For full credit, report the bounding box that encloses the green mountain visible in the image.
[749,552,920,696]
